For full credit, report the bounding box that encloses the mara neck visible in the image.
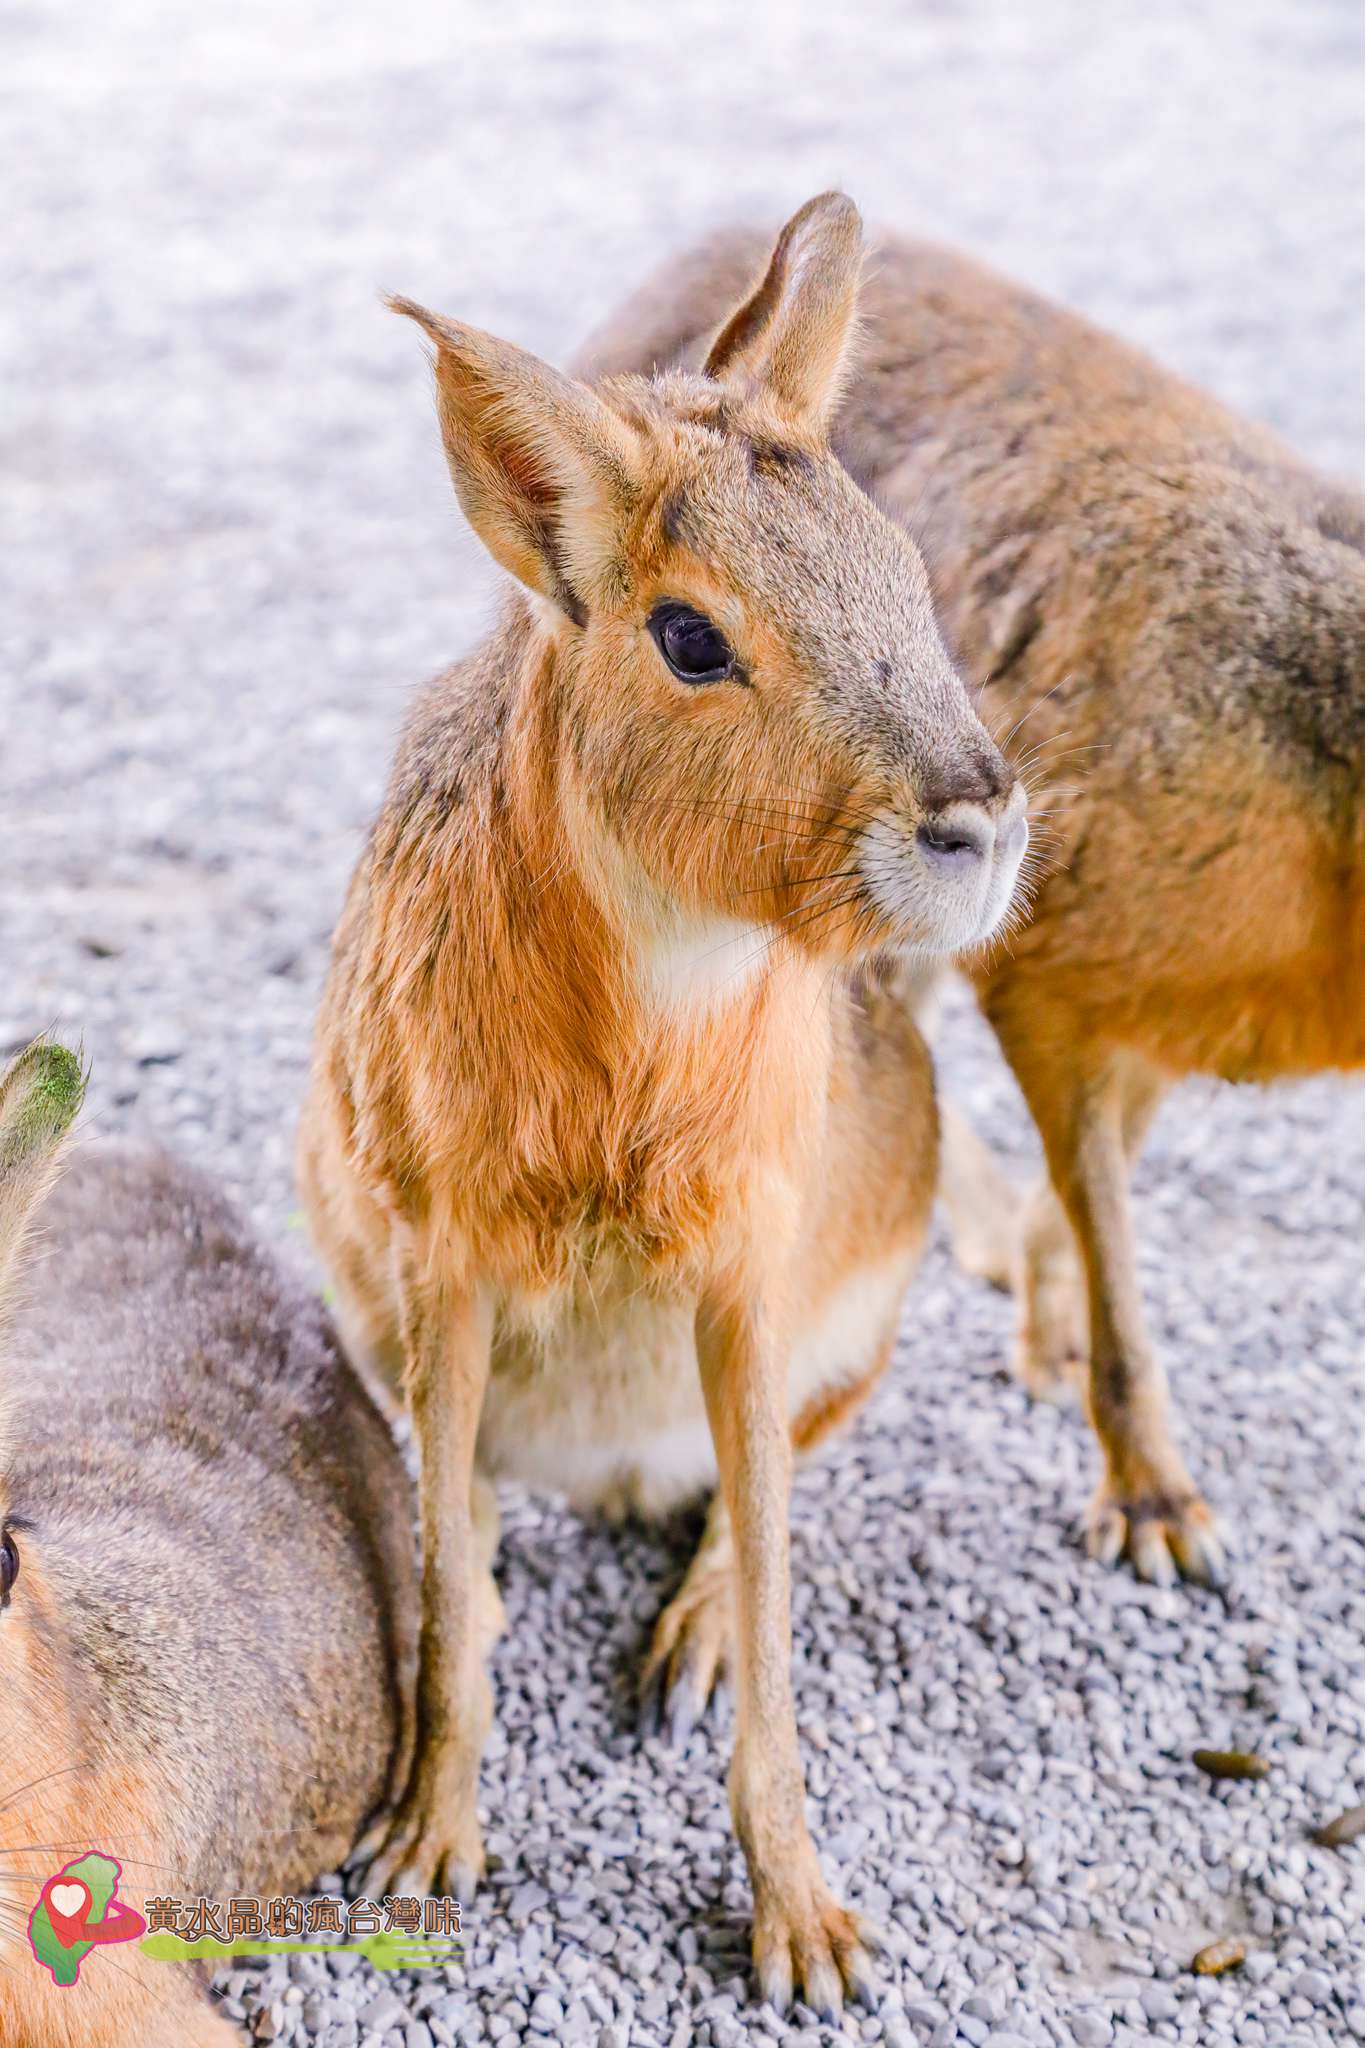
[480,613,815,1058]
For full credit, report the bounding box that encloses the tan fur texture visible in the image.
[0,1045,418,2045]
[300,194,1025,2015]
[583,220,1365,1587]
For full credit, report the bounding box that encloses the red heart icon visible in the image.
[41,1875,147,1952]
[42,1878,93,1949]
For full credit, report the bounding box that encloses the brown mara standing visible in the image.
[299,193,1027,2015]
[582,219,1365,1590]
[0,1041,417,2048]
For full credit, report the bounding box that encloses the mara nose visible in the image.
[916,804,994,870]
[916,783,1028,872]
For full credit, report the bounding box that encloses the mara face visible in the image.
[395,193,1028,973]
[563,372,1029,968]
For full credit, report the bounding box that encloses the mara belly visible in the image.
[477,1242,914,1519]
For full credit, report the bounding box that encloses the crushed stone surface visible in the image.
[4,3,1365,2043]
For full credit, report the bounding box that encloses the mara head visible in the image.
[393,193,1027,968]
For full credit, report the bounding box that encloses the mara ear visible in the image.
[389,297,642,622]
[704,191,864,432]
[0,1040,84,1310]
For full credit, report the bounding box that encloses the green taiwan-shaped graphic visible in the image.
[28,1852,121,1986]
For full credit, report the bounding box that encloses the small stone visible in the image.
[1294,1969,1333,2006]
[358,1994,404,2032]
[529,1992,564,2034]
[903,2006,943,2032]
[1139,1986,1180,2024]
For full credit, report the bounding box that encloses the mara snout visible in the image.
[857,753,1028,957]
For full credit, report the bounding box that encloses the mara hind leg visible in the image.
[641,970,937,1741]
[1012,1067,1163,1403]
[1015,1056,1162,1409]
[937,1100,1022,1292]
[997,1015,1224,1586]
[890,965,1019,1289]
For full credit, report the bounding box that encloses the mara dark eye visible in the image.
[0,1532,17,1605]
[648,602,737,684]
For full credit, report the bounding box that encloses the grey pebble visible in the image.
[357,1993,405,2031]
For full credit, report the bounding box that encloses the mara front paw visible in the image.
[358,1778,486,1906]
[751,1868,879,2021]
[1086,1476,1227,1588]
[638,1558,734,1748]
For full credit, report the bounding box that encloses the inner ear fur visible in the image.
[704,190,864,432]
[389,296,642,620]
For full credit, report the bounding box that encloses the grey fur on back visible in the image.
[3,1142,416,1896]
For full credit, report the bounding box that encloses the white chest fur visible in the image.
[640,914,771,1016]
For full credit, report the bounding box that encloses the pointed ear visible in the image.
[389,297,642,621]
[0,1040,84,1309]
[704,191,863,433]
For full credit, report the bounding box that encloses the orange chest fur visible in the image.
[410,964,831,1293]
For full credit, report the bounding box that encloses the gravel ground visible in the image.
[5,4,1365,2045]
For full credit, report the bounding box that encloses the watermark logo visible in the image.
[138,1892,464,1974]
[26,1852,147,1986]
[25,1864,464,1986]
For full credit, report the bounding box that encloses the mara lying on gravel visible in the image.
[582,220,1365,1592]
[299,193,1027,2016]
[0,1040,417,2048]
